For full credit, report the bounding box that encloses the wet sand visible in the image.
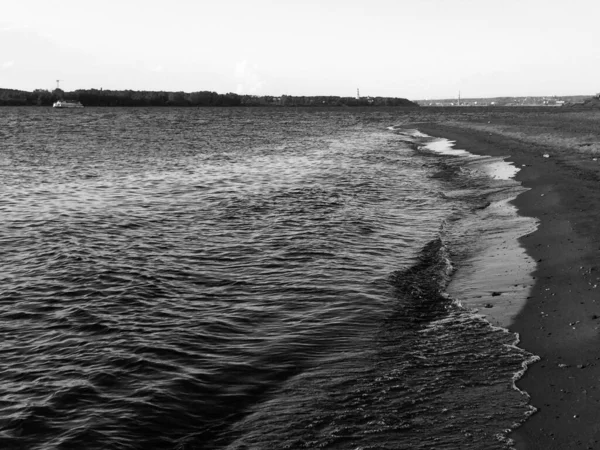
[405,108,600,449]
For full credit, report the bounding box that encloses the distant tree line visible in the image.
[0,88,418,107]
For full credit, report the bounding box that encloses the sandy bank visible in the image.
[409,111,600,450]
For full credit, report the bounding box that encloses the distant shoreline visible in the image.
[0,88,417,107]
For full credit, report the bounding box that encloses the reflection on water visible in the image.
[0,107,535,449]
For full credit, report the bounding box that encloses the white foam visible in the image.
[483,160,521,180]
[419,134,521,182]
[422,138,473,156]
[395,128,430,138]
[409,129,430,138]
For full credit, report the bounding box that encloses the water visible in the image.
[0,107,536,449]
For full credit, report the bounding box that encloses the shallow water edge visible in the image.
[410,127,542,445]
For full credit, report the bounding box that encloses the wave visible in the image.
[217,232,537,450]
[0,109,540,450]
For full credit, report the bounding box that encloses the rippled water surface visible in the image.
[1,107,535,449]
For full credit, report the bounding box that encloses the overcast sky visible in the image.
[1,0,598,100]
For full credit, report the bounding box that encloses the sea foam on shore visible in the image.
[405,129,538,328]
[417,130,542,443]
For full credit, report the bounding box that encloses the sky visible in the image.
[1,0,599,100]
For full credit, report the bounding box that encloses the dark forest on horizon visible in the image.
[0,88,418,107]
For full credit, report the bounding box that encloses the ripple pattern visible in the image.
[0,107,531,449]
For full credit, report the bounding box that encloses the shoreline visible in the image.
[414,121,600,449]
[413,132,538,329]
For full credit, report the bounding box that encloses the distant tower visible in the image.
[458,91,461,106]
[56,79,62,90]
[356,88,360,100]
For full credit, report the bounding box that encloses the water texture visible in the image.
[0,107,535,449]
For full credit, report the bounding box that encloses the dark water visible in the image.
[0,107,535,449]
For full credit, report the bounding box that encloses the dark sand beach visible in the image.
[406,107,600,449]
